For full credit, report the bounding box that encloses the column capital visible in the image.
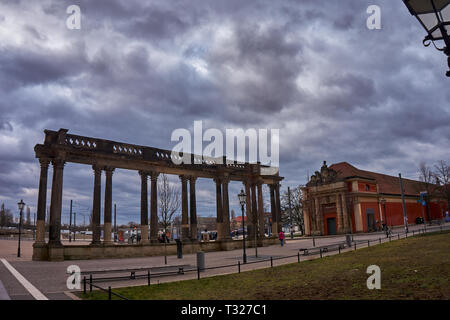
[213,176,222,184]
[138,170,149,177]
[189,175,198,184]
[150,171,159,181]
[179,174,188,182]
[92,164,102,174]
[52,158,65,169]
[39,158,51,168]
[104,166,115,174]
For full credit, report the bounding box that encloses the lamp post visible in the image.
[17,199,25,258]
[238,189,247,264]
[402,0,450,76]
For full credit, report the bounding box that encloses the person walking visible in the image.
[279,230,285,247]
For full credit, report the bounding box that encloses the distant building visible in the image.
[302,161,448,236]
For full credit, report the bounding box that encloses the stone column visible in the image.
[214,178,224,240]
[180,175,190,241]
[251,182,258,239]
[257,181,265,238]
[35,158,50,244]
[222,177,231,240]
[336,193,343,234]
[244,181,253,235]
[274,183,281,235]
[314,197,320,235]
[48,158,65,246]
[149,172,159,242]
[139,171,149,244]
[189,176,198,241]
[103,167,114,244]
[91,165,102,245]
[269,184,277,236]
[341,193,350,232]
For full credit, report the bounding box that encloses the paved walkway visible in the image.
[0,223,447,300]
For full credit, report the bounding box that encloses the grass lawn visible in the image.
[80,231,450,300]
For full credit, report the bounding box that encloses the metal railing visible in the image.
[80,224,449,299]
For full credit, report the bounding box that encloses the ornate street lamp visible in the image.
[238,189,247,264]
[17,199,25,258]
[402,0,450,76]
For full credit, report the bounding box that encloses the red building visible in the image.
[302,162,448,236]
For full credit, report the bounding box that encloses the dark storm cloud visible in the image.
[0,0,449,223]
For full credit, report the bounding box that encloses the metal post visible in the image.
[368,240,370,247]
[379,238,381,245]
[354,242,356,250]
[398,234,400,240]
[147,270,151,286]
[17,207,23,258]
[238,261,241,273]
[312,237,315,247]
[398,174,409,233]
[69,199,72,242]
[270,256,273,267]
[83,276,86,294]
[197,267,200,280]
[108,286,111,300]
[89,274,92,292]
[288,187,293,239]
[338,246,341,254]
[298,252,300,262]
[241,203,247,264]
[73,211,76,241]
[320,248,322,258]
[114,203,117,242]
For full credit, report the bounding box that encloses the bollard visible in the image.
[197,251,205,272]
[83,276,86,294]
[320,248,322,258]
[379,238,381,245]
[312,237,315,247]
[368,240,370,247]
[108,286,112,300]
[89,274,92,292]
[338,245,341,254]
[238,261,241,273]
[197,267,200,280]
[147,270,151,286]
[270,257,273,268]
[345,234,352,248]
[298,252,300,262]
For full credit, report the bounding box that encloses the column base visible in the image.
[47,243,64,261]
[32,242,48,261]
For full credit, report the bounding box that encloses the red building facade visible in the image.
[302,162,448,236]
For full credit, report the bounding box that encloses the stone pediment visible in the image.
[307,161,339,186]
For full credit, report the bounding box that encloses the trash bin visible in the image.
[345,234,352,248]
[175,239,182,259]
[197,251,205,272]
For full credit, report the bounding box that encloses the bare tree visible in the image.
[280,186,304,234]
[434,160,450,209]
[158,174,181,233]
[417,162,440,221]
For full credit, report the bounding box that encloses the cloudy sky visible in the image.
[0,0,449,225]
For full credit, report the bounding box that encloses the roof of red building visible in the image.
[328,162,434,196]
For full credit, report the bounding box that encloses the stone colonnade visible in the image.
[33,157,283,260]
